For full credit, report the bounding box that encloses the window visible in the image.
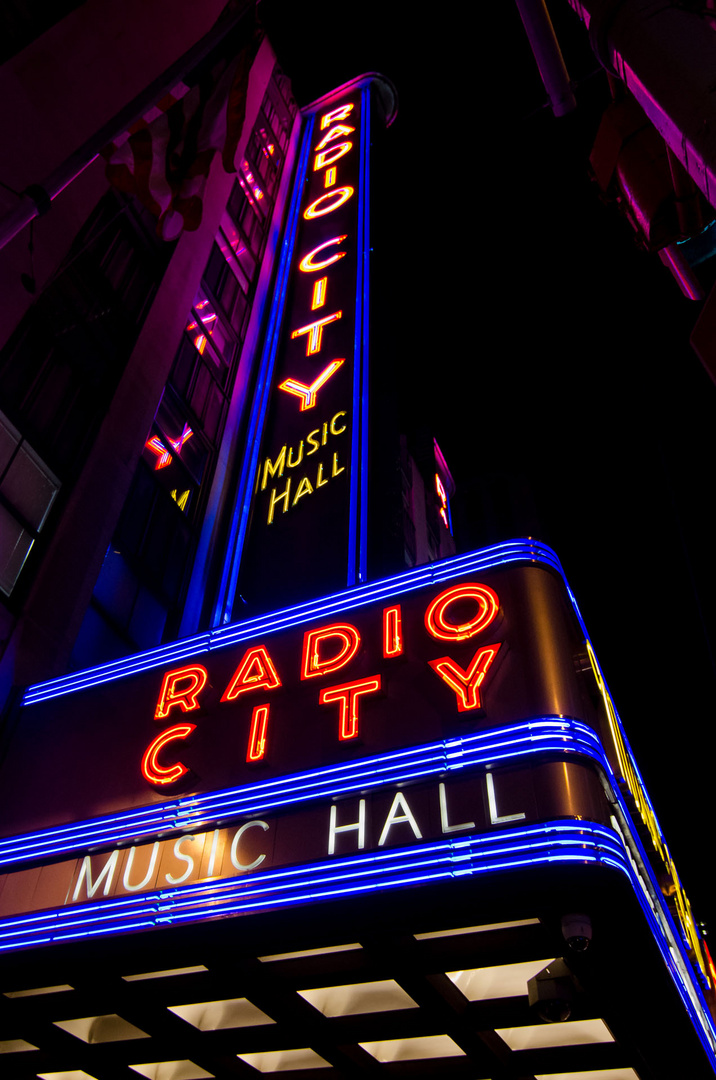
[0,411,59,596]
[71,67,297,668]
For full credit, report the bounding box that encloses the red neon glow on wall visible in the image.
[382,605,403,658]
[247,705,269,762]
[304,187,354,219]
[435,473,449,529]
[154,665,208,719]
[144,424,194,471]
[301,622,361,679]
[298,236,347,272]
[278,359,344,411]
[428,643,501,712]
[319,676,381,740]
[145,435,172,470]
[320,103,355,129]
[424,583,500,641]
[221,646,282,703]
[141,723,196,785]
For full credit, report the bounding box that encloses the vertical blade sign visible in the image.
[236,84,371,613]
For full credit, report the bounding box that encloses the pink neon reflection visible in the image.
[145,423,194,471]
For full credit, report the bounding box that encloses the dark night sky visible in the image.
[260,1,716,936]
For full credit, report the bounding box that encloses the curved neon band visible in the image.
[298,236,348,273]
[141,724,196,786]
[304,187,354,219]
[424,583,500,641]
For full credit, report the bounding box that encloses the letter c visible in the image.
[299,235,348,273]
[141,723,196,786]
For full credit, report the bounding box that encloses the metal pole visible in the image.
[515,0,577,117]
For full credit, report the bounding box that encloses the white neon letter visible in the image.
[230,820,269,872]
[328,800,366,854]
[378,793,422,847]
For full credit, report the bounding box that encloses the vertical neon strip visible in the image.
[247,705,269,761]
[348,86,370,586]
[359,86,371,584]
[213,119,315,626]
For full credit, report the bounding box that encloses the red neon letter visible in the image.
[424,583,499,642]
[278,359,344,411]
[299,235,347,273]
[304,187,354,219]
[383,605,403,658]
[221,645,282,703]
[314,143,352,171]
[428,644,501,712]
[290,311,342,355]
[320,103,355,129]
[320,676,381,740]
[314,124,355,150]
[247,705,270,762]
[154,665,208,719]
[141,723,196,785]
[302,623,361,679]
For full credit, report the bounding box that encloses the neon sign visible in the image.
[3,538,712,1033]
[215,77,390,618]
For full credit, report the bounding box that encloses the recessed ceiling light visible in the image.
[169,998,274,1031]
[299,979,417,1016]
[0,1038,38,1052]
[53,1015,149,1043]
[415,918,540,940]
[130,1062,214,1079]
[360,1035,465,1061]
[258,943,361,961]
[237,1048,331,1072]
[497,1018,614,1050]
[37,1073,99,1079]
[534,1070,639,1080]
[122,966,208,982]
[4,983,73,997]
[446,959,555,1000]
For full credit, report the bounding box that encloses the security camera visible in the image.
[561,913,592,952]
[527,958,581,1023]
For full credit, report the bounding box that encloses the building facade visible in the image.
[0,4,715,1078]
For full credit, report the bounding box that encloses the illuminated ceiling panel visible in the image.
[130,1062,214,1079]
[236,1048,331,1071]
[38,1073,99,1079]
[299,978,417,1016]
[414,918,540,940]
[534,1070,640,1080]
[497,1018,615,1050]
[53,1014,149,1043]
[122,966,208,982]
[359,1034,465,1061]
[259,943,361,962]
[4,983,73,997]
[169,997,275,1030]
[0,1037,37,1052]
[446,958,556,1000]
